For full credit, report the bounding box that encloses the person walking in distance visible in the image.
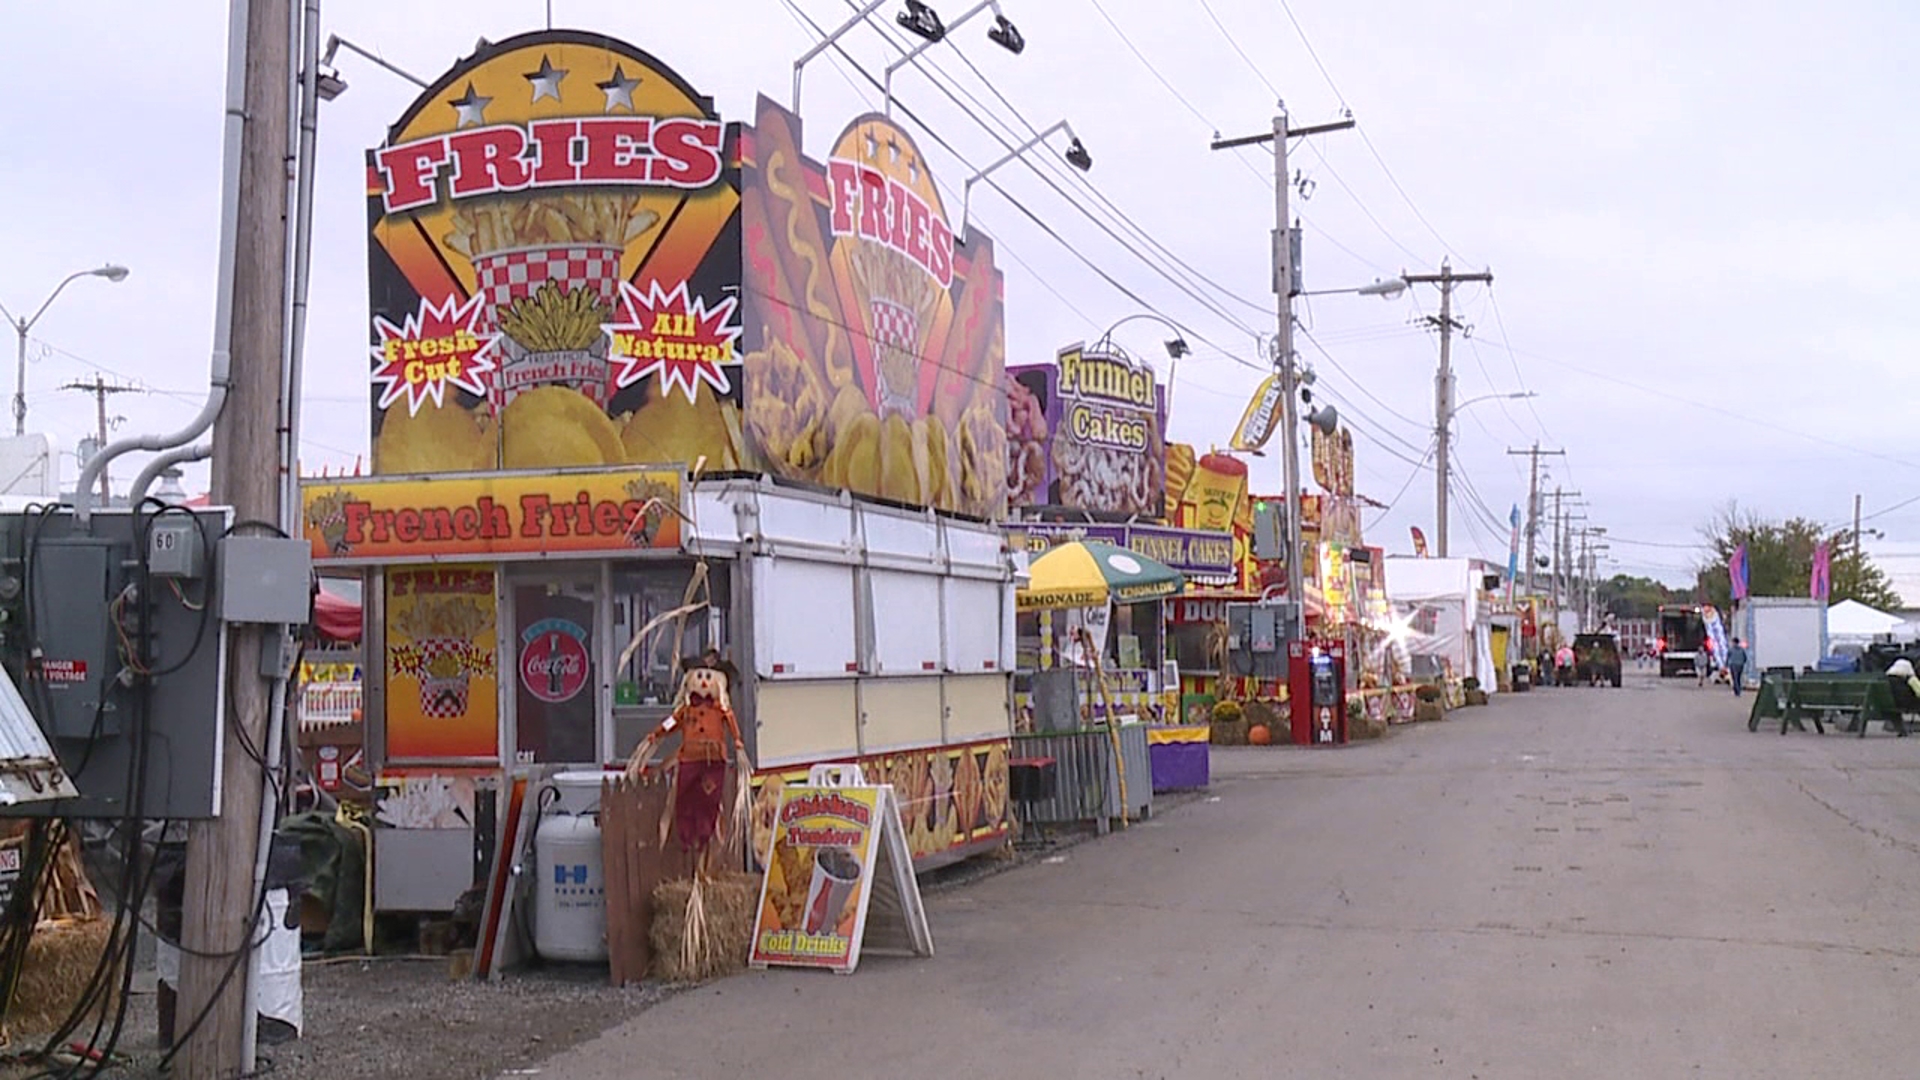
[1725,638,1750,697]
[1696,637,1714,687]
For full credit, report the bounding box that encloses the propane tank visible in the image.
[533,810,606,962]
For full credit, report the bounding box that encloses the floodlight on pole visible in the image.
[957,120,1088,244]
[319,34,429,91]
[793,0,894,113]
[0,263,131,437]
[883,1,1024,115]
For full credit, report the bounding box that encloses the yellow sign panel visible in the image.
[302,468,680,562]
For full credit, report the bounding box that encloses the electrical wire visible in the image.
[1269,0,1472,264]
[945,46,1276,321]
[787,0,1268,362]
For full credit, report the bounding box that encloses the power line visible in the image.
[860,23,1265,340]
[1198,0,1282,101]
[784,1,1266,366]
[1269,0,1470,263]
[943,47,1275,320]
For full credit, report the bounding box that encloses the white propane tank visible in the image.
[533,772,610,962]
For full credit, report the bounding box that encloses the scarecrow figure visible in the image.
[624,652,749,866]
[623,652,752,976]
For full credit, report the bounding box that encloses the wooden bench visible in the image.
[1779,675,1905,737]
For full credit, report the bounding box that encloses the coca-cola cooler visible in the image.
[1287,639,1347,746]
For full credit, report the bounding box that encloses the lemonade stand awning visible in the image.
[1016,540,1185,611]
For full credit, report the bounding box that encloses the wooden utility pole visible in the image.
[60,375,141,504]
[1211,108,1353,639]
[1507,443,1563,598]
[176,0,291,1073]
[1405,262,1493,558]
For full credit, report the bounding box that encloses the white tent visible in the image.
[1384,556,1494,691]
[1827,599,1901,644]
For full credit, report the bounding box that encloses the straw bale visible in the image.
[11,918,118,1036]
[649,873,758,983]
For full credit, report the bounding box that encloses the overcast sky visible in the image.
[3,1,1917,595]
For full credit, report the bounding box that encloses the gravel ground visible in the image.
[4,798,1202,1079]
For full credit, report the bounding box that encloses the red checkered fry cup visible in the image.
[474,244,623,409]
[417,638,473,719]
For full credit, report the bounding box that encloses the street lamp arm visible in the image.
[883,0,1015,114]
[322,35,429,89]
[1096,312,1191,352]
[793,0,890,112]
[23,271,97,333]
[1449,390,1536,417]
[958,119,1084,243]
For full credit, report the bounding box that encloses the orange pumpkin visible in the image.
[1247,723,1272,746]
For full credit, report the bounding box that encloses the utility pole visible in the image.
[1852,492,1863,599]
[60,375,141,504]
[177,0,291,1073]
[1404,262,1493,558]
[1212,107,1353,639]
[1507,444,1563,598]
[1547,489,1583,623]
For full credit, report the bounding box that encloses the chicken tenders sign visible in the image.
[366,30,745,479]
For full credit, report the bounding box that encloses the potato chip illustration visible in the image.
[501,385,625,468]
[620,387,735,468]
[375,402,496,474]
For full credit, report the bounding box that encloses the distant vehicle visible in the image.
[1574,632,1623,687]
[1655,604,1707,677]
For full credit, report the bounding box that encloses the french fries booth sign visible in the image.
[367,31,744,478]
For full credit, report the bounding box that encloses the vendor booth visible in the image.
[303,27,1025,930]
[1384,555,1494,697]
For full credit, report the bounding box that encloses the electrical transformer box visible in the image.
[0,506,233,819]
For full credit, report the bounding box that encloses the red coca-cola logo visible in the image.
[519,619,590,704]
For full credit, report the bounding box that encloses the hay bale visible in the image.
[1349,712,1388,740]
[650,872,758,983]
[13,918,118,1036]
[1464,689,1490,707]
[1209,718,1248,745]
[1413,701,1445,723]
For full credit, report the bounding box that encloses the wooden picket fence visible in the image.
[597,771,747,986]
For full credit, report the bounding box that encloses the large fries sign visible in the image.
[367,31,746,478]
[738,96,1009,518]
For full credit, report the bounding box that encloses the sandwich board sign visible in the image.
[749,764,933,974]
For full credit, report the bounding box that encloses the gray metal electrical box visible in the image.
[147,518,206,578]
[32,539,118,739]
[0,507,231,819]
[218,536,312,624]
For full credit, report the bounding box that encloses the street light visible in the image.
[957,120,1089,244]
[0,264,130,437]
[1092,312,1190,415]
[884,1,1025,115]
[319,34,429,92]
[1298,277,1408,299]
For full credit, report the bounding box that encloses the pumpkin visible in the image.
[1247,723,1272,746]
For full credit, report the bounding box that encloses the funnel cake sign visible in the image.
[366,30,744,478]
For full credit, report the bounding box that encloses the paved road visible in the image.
[537,672,1920,1079]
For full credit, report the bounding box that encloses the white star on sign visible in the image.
[597,65,641,112]
[448,82,491,128]
[525,55,567,102]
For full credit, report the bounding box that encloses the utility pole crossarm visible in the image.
[1208,108,1355,637]
[1208,116,1354,151]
